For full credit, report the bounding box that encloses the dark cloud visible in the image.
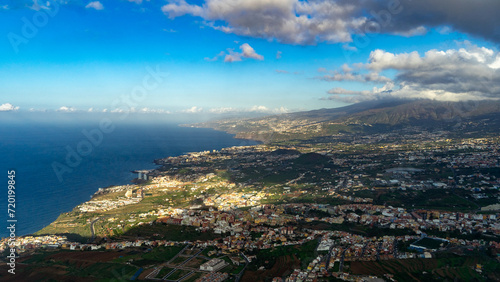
[364,0,500,43]
[162,0,500,45]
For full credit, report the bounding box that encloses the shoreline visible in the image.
[180,123,271,143]
[28,125,262,238]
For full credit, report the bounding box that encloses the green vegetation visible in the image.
[78,263,139,280]
[331,261,340,272]
[201,246,216,257]
[412,237,447,250]
[182,272,205,282]
[301,221,416,237]
[350,253,500,282]
[121,224,219,241]
[17,250,140,281]
[375,189,478,212]
[142,245,185,262]
[166,269,191,280]
[171,255,187,265]
[110,246,187,268]
[156,267,175,278]
[248,239,318,271]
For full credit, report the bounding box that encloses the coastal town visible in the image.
[2,133,500,281]
[2,201,499,281]
[5,0,500,280]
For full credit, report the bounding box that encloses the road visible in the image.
[339,248,347,272]
[235,252,250,282]
[90,216,103,241]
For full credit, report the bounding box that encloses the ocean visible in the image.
[0,116,258,237]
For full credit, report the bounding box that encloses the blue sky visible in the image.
[1,0,499,116]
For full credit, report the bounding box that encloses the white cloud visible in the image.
[341,63,352,73]
[0,103,19,112]
[327,87,370,95]
[182,106,203,113]
[437,26,452,35]
[162,0,203,18]
[111,108,128,113]
[30,108,49,112]
[272,106,290,114]
[162,0,366,45]
[248,105,289,114]
[28,0,45,11]
[276,51,282,59]
[208,107,236,114]
[108,107,171,114]
[317,62,392,83]
[138,107,171,114]
[318,70,390,83]
[57,106,76,112]
[250,105,269,112]
[208,43,264,63]
[240,43,263,60]
[317,67,327,73]
[224,49,243,63]
[205,51,225,62]
[323,43,500,102]
[275,70,289,74]
[342,44,357,52]
[488,54,500,69]
[85,1,104,10]
[128,0,143,4]
[194,106,290,114]
[322,87,377,103]
[367,50,424,71]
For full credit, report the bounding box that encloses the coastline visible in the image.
[32,125,262,238]
[180,123,272,143]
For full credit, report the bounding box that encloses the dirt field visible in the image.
[350,257,493,281]
[241,255,300,282]
[184,257,208,268]
[352,258,437,275]
[0,250,139,281]
[181,248,202,256]
[48,251,124,268]
[351,259,439,281]
[0,264,93,282]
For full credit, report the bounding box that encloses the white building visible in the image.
[200,258,228,272]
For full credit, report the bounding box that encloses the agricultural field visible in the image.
[241,239,318,281]
[241,255,300,282]
[350,254,500,281]
[0,245,190,281]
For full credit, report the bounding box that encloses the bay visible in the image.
[0,118,257,237]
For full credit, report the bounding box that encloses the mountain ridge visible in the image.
[191,99,500,143]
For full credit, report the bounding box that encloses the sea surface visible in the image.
[0,118,258,238]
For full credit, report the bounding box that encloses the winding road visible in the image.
[90,215,109,241]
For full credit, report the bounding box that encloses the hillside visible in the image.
[191,99,500,143]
